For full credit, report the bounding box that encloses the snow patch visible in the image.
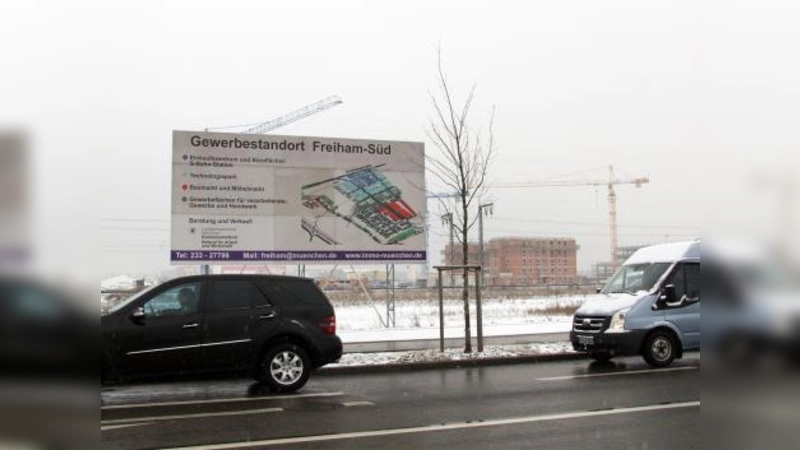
[101,275,138,291]
[328,342,575,367]
[624,240,698,265]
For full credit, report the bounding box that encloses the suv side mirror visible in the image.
[131,306,146,324]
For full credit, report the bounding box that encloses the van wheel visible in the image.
[643,330,677,367]
[590,352,612,363]
[256,343,311,393]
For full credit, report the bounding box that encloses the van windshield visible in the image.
[600,262,672,295]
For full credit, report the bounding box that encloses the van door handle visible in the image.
[182,323,199,329]
[259,312,277,320]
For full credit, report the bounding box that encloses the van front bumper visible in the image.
[570,330,647,356]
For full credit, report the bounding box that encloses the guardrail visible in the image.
[343,332,569,353]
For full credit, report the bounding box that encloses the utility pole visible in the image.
[441,213,454,286]
[478,202,494,286]
[608,166,619,270]
[426,192,460,284]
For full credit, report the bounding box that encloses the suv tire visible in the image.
[257,343,311,393]
[643,330,677,368]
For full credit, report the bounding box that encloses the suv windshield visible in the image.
[600,262,672,295]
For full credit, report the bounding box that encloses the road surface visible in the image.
[101,354,700,449]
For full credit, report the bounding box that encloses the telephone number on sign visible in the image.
[172,251,232,260]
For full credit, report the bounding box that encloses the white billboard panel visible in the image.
[171,131,426,264]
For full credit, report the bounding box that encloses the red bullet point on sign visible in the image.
[182,184,188,191]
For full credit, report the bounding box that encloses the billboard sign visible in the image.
[171,131,426,264]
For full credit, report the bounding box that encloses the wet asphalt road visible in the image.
[101,354,700,450]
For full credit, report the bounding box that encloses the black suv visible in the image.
[101,275,342,392]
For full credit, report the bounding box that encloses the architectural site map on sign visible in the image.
[171,131,426,264]
[301,164,423,246]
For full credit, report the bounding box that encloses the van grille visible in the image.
[573,316,608,333]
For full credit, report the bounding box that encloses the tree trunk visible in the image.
[461,208,472,353]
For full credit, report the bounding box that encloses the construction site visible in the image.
[102,93,664,316]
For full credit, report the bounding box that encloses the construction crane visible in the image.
[426,192,460,200]
[205,95,343,135]
[243,95,343,134]
[201,95,343,278]
[491,166,649,270]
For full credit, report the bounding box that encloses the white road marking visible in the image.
[341,401,375,407]
[101,391,345,410]
[101,407,283,425]
[163,401,700,450]
[536,366,698,381]
[101,422,152,431]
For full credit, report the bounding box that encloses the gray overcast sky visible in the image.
[2,0,798,280]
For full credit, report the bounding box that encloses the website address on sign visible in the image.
[171,250,426,262]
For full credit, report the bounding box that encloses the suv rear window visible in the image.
[259,280,328,307]
[207,280,270,312]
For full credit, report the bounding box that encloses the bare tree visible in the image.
[427,48,496,353]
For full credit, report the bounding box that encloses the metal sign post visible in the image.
[386,264,396,328]
[475,268,483,352]
[433,265,483,353]
[438,269,444,352]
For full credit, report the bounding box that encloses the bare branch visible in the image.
[427,45,496,354]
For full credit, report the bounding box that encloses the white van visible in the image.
[571,241,700,367]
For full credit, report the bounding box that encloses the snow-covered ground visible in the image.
[334,295,583,343]
[335,295,583,330]
[328,342,576,367]
[329,295,584,366]
[101,275,139,291]
[339,322,570,343]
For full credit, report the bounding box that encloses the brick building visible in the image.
[443,237,579,286]
[441,242,482,266]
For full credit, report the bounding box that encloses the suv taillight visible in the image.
[319,315,336,335]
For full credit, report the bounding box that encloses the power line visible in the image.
[101,218,168,223]
[491,217,700,231]
[483,227,697,238]
[101,227,170,232]
[101,249,170,254]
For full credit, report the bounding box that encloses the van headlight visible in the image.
[607,308,630,333]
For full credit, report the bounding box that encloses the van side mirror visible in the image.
[658,284,678,307]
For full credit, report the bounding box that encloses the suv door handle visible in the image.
[259,312,277,320]
[182,323,199,329]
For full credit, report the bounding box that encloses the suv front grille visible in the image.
[573,315,608,333]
